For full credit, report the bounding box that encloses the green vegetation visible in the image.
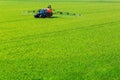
[0,0,120,80]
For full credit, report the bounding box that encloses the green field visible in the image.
[0,0,120,80]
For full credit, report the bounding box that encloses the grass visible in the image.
[0,0,120,80]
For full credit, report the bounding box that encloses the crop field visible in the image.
[0,0,120,80]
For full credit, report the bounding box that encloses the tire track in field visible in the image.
[0,18,34,24]
[0,16,59,25]
[0,20,120,45]
[84,9,120,14]
[0,20,120,52]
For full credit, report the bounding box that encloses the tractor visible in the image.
[34,5,53,18]
[23,5,80,18]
